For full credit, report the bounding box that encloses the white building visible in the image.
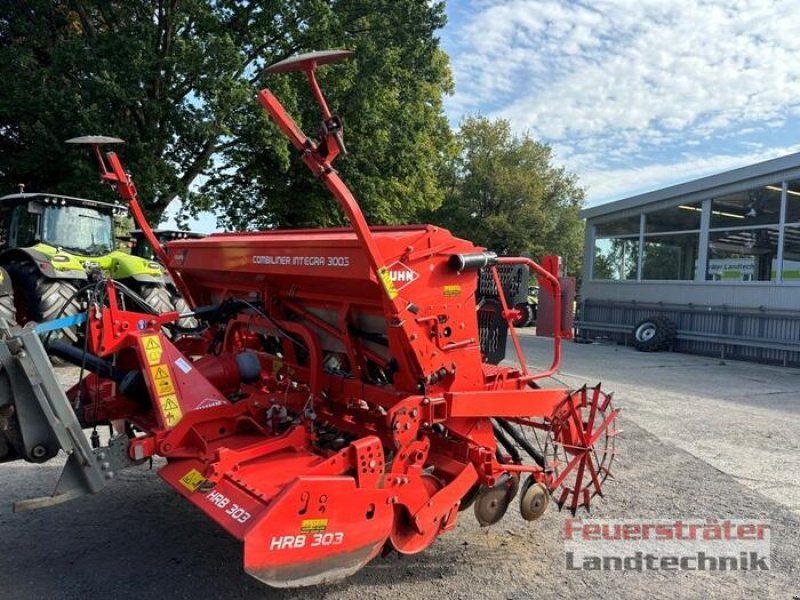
[578,152,800,366]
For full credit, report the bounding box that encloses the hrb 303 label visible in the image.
[269,532,345,551]
[205,490,252,524]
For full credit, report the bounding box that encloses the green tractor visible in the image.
[0,192,179,341]
[130,228,205,327]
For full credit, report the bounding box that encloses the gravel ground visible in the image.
[1,335,798,599]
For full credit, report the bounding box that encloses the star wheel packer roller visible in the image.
[0,49,620,588]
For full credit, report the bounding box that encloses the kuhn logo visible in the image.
[387,261,419,291]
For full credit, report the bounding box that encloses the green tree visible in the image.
[0,1,453,226]
[432,116,585,275]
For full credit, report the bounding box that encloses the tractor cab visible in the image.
[0,193,122,258]
[131,229,206,261]
[0,192,176,340]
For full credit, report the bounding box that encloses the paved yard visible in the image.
[1,335,798,599]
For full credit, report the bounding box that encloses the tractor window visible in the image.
[42,205,114,256]
[10,206,39,247]
[131,236,155,260]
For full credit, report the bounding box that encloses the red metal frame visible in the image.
[85,143,196,307]
[64,50,618,588]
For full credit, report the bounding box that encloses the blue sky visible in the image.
[165,0,800,230]
[439,0,800,207]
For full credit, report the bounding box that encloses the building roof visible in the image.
[580,150,800,220]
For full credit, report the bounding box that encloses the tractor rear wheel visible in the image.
[6,263,83,343]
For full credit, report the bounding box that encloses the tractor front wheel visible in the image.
[138,283,174,315]
[171,294,198,329]
[0,288,16,326]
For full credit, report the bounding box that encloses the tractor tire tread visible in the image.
[6,262,83,343]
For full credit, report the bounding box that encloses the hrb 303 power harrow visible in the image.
[0,50,619,588]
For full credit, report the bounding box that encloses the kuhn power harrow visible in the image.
[0,51,618,587]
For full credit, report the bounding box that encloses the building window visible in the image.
[595,215,640,236]
[645,202,702,233]
[704,182,783,282]
[593,237,639,281]
[707,227,779,281]
[787,179,800,225]
[642,233,700,280]
[710,185,782,228]
[783,225,800,281]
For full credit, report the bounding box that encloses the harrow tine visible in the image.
[599,467,616,480]
[548,450,585,490]
[584,456,604,496]
[556,487,570,510]
[569,459,587,514]
[599,390,614,412]
[566,399,590,447]
[588,408,621,447]
[586,386,600,436]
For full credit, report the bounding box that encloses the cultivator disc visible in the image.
[543,385,619,514]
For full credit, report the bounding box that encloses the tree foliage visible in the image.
[431,116,585,274]
[0,0,453,225]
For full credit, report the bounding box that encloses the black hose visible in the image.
[46,341,127,384]
[494,418,545,467]
[492,422,523,464]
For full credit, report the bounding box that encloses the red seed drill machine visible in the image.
[0,51,618,587]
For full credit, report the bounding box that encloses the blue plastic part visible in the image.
[34,313,87,334]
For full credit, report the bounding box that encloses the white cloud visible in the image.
[582,144,800,206]
[444,0,800,204]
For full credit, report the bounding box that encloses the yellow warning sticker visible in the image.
[150,364,175,396]
[300,518,329,533]
[377,266,398,300]
[179,468,206,492]
[140,335,163,365]
[443,284,462,297]
[159,393,183,427]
